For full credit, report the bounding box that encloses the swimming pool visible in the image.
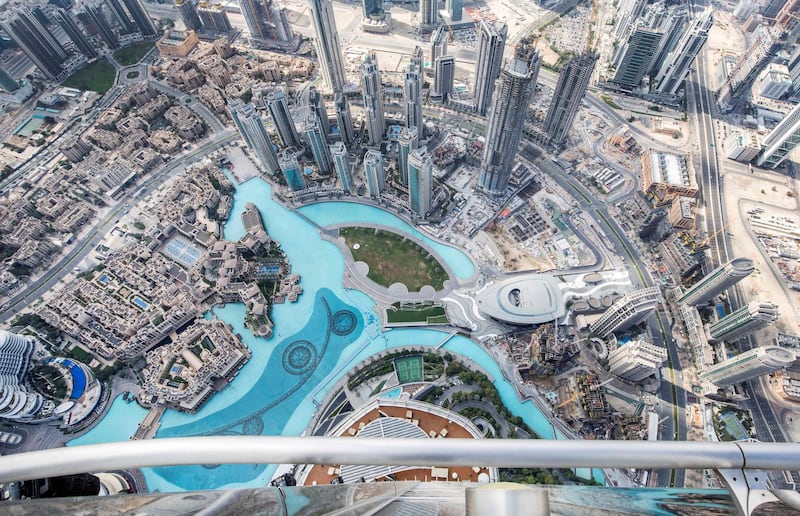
[70,177,594,490]
[132,297,149,310]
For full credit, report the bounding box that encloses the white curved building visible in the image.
[0,330,43,421]
[476,275,566,325]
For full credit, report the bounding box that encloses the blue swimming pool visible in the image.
[132,297,149,310]
[69,177,593,490]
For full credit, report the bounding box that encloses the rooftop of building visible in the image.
[476,274,565,325]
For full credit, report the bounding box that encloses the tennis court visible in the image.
[394,356,423,384]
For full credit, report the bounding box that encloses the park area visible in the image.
[62,59,116,93]
[385,301,449,325]
[339,227,449,291]
[113,42,155,66]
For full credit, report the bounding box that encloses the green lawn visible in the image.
[114,42,155,66]
[386,301,449,324]
[339,226,449,291]
[62,59,116,93]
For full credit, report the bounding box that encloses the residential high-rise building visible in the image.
[613,0,648,41]
[753,63,792,100]
[608,339,668,382]
[757,102,800,169]
[397,126,418,187]
[404,49,424,139]
[652,8,712,96]
[648,6,688,75]
[361,0,383,18]
[432,55,455,103]
[85,4,120,49]
[240,0,271,40]
[0,7,68,80]
[267,90,301,148]
[363,149,385,198]
[360,51,385,146]
[479,48,540,194]
[725,130,761,163]
[676,257,755,306]
[0,66,19,92]
[229,99,280,175]
[446,0,462,21]
[197,2,232,33]
[589,287,661,338]
[279,151,306,191]
[334,91,354,145]
[0,331,44,421]
[308,0,347,91]
[54,9,97,59]
[611,26,663,89]
[106,0,136,33]
[122,0,159,37]
[408,148,433,218]
[303,114,332,174]
[431,25,447,63]
[419,0,437,26]
[762,0,788,19]
[330,141,354,193]
[308,86,330,142]
[717,25,780,110]
[269,4,293,42]
[700,346,795,386]
[473,20,507,116]
[709,302,779,343]
[775,0,799,31]
[542,52,596,148]
[175,0,202,31]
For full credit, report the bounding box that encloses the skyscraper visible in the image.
[404,48,424,139]
[308,0,347,91]
[431,25,447,64]
[330,141,354,193]
[0,7,68,80]
[0,66,19,92]
[676,257,754,306]
[446,0,462,21]
[122,0,158,37]
[419,0,437,26]
[608,339,668,382]
[360,51,385,146]
[432,55,455,103]
[542,52,596,148]
[756,101,800,169]
[54,9,97,59]
[176,0,203,31]
[479,48,540,194]
[308,86,330,142]
[700,346,795,386]
[611,26,663,89]
[334,91,354,145]
[473,20,507,116]
[279,151,306,191]
[717,25,781,110]
[408,148,433,218]
[648,6,688,75]
[589,287,661,338]
[652,8,713,96]
[363,149,385,198]
[229,99,280,175]
[240,0,271,40]
[197,2,232,33]
[269,5,293,42]
[303,114,333,174]
[762,0,788,19]
[85,4,120,49]
[709,302,779,343]
[361,0,383,18]
[106,0,136,33]
[267,90,301,148]
[397,126,418,187]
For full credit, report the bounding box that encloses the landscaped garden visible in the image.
[62,59,116,93]
[339,226,449,291]
[385,301,449,325]
[113,42,155,66]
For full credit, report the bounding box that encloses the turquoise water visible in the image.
[298,202,476,280]
[69,177,576,491]
[381,387,402,399]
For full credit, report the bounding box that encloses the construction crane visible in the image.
[557,391,579,408]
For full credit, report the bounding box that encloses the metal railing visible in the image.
[1,437,799,515]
